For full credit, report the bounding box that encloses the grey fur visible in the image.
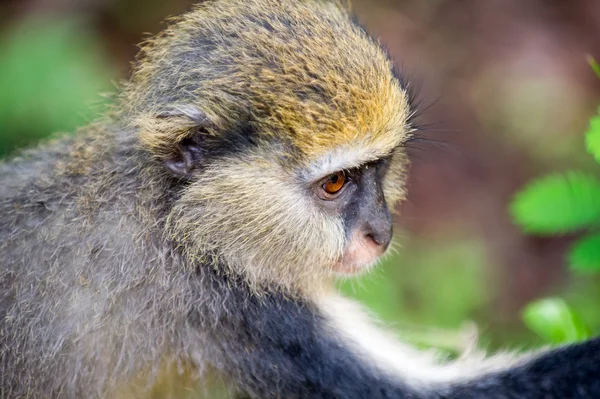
[1,126,182,397]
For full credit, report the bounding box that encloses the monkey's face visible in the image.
[164,134,409,293]
[316,162,394,276]
[301,143,410,277]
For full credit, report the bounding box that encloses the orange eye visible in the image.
[322,171,347,195]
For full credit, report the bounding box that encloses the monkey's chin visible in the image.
[332,242,383,276]
[332,259,377,277]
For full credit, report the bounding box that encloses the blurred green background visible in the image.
[1,0,599,364]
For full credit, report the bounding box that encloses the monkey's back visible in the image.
[0,126,193,398]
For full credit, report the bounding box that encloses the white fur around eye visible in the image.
[301,141,401,183]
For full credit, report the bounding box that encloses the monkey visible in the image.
[0,0,598,398]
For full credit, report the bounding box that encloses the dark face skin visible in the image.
[312,158,393,274]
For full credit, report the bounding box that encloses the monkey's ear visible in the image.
[164,135,204,177]
[136,105,213,178]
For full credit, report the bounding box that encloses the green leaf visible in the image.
[587,55,600,80]
[510,172,600,234]
[568,233,600,273]
[586,111,600,164]
[522,298,590,344]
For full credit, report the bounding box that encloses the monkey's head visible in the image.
[120,0,413,294]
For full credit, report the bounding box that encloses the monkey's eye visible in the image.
[322,171,347,196]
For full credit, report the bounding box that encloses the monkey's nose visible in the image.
[366,232,388,247]
[364,222,392,252]
[362,208,393,251]
[365,231,392,252]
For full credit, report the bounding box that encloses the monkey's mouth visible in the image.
[332,244,384,276]
[331,229,389,276]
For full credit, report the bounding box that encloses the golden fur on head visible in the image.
[118,0,414,294]
[121,0,411,162]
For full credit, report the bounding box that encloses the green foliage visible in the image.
[510,172,600,235]
[511,109,600,274]
[586,109,600,163]
[588,55,600,80]
[568,232,600,273]
[522,298,590,344]
[0,15,115,155]
[510,60,600,343]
